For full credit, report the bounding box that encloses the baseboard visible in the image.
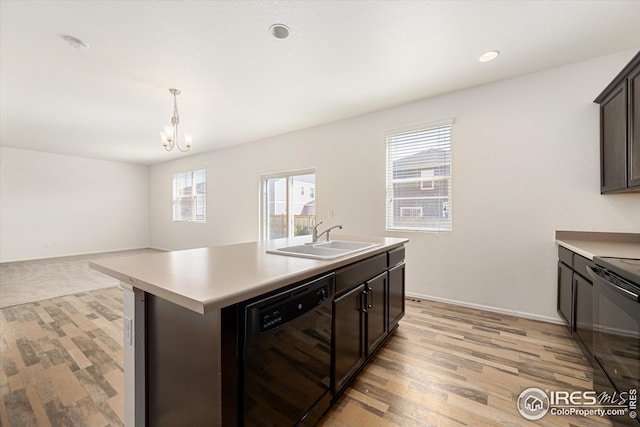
[148,245,172,252]
[405,291,564,325]
[0,246,159,264]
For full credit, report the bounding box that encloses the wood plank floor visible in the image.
[0,288,124,427]
[0,289,617,426]
[320,298,614,427]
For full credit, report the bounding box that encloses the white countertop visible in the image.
[90,235,408,314]
[555,231,640,260]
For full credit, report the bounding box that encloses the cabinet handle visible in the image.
[368,287,374,309]
[361,290,368,313]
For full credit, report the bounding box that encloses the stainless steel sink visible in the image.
[266,240,380,260]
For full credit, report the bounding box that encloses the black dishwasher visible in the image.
[239,273,334,427]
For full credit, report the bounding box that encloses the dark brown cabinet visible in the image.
[556,246,595,360]
[594,51,640,193]
[332,284,366,394]
[557,259,574,329]
[630,64,640,187]
[599,83,628,192]
[332,247,405,396]
[388,262,405,331]
[574,273,594,357]
[365,272,388,354]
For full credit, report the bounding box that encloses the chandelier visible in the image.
[161,88,193,152]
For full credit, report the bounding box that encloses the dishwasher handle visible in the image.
[588,266,640,302]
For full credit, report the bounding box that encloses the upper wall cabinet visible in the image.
[594,51,640,194]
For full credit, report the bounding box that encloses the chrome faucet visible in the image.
[312,221,343,242]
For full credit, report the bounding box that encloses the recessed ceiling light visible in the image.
[269,24,290,39]
[479,50,500,63]
[62,35,89,49]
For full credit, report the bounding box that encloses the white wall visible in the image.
[0,147,149,262]
[149,50,640,321]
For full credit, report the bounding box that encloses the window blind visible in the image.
[386,120,453,232]
[173,168,206,222]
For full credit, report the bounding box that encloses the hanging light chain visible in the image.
[162,88,192,152]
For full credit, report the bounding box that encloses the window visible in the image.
[386,119,453,232]
[400,207,423,217]
[420,170,435,190]
[262,170,316,239]
[173,168,206,222]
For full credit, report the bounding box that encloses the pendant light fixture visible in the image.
[161,88,193,152]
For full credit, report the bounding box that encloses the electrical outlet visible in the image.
[123,316,133,346]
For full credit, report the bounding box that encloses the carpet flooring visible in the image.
[0,249,161,309]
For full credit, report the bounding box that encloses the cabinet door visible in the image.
[557,261,573,330]
[388,263,405,331]
[574,274,594,358]
[365,272,388,355]
[629,64,640,188]
[600,82,628,193]
[332,284,366,394]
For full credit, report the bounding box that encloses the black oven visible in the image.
[589,257,639,425]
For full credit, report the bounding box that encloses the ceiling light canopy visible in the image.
[161,88,193,152]
[270,24,290,39]
[479,50,500,63]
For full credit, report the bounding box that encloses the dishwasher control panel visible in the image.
[261,309,284,330]
[259,284,330,332]
[244,273,335,335]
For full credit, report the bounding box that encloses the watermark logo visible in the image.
[517,387,637,421]
[517,388,550,420]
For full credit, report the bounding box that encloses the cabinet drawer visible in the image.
[574,254,595,280]
[335,253,387,295]
[558,246,574,268]
[387,246,405,268]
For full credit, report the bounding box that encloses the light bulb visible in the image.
[184,133,194,148]
[164,125,174,141]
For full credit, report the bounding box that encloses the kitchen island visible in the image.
[90,235,408,427]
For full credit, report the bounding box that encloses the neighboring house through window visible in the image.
[386,120,453,232]
[173,168,206,222]
[262,170,316,239]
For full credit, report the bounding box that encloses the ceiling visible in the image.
[1,1,639,165]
